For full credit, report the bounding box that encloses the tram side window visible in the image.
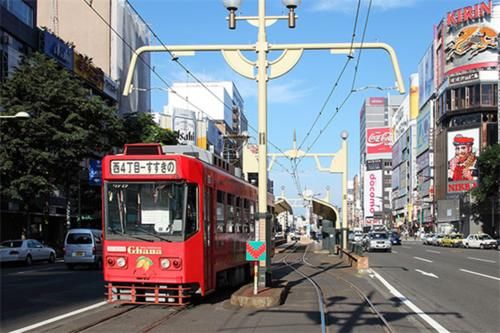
[227,194,234,233]
[216,190,225,233]
[243,199,250,233]
[185,184,198,238]
[235,197,242,233]
[249,201,255,233]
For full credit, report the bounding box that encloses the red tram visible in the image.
[102,143,273,305]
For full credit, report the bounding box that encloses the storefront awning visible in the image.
[311,198,339,228]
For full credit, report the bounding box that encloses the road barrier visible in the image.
[337,245,369,270]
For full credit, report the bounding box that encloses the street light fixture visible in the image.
[0,111,31,119]
[282,0,301,28]
[222,0,242,29]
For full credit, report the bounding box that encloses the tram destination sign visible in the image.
[111,160,176,175]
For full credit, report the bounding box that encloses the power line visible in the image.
[295,0,373,168]
[82,0,292,174]
[296,0,361,152]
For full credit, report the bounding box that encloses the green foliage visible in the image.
[0,53,125,206]
[472,144,500,203]
[123,112,178,145]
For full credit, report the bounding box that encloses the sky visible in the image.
[126,0,480,212]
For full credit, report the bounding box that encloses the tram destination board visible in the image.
[110,160,176,175]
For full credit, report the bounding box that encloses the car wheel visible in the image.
[25,255,32,266]
[49,253,55,263]
[480,244,484,249]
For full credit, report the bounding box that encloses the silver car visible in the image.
[365,232,392,252]
[0,239,56,265]
[64,229,103,269]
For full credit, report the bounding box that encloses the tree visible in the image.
[122,112,178,145]
[0,53,125,212]
[472,144,500,203]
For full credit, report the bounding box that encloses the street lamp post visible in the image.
[121,0,405,288]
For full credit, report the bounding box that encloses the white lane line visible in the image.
[8,301,107,333]
[426,250,441,254]
[467,257,496,264]
[415,269,439,279]
[392,250,398,254]
[369,269,450,333]
[14,267,59,275]
[414,256,433,263]
[402,246,412,249]
[460,269,500,281]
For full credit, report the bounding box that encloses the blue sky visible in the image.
[128,0,477,211]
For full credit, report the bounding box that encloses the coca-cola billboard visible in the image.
[366,127,392,154]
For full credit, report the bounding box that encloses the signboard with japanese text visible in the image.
[74,52,104,90]
[88,159,102,186]
[43,31,73,70]
[110,160,176,175]
[416,105,432,156]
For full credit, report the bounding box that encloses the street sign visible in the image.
[246,241,266,261]
[88,159,102,186]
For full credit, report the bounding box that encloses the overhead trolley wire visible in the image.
[82,0,293,174]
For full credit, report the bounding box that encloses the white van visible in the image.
[64,228,103,270]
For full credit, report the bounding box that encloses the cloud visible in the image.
[310,0,420,12]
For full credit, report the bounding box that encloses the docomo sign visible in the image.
[366,127,392,154]
[364,170,382,218]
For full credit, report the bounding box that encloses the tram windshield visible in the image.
[104,182,198,242]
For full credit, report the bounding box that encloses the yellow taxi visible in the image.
[441,233,464,248]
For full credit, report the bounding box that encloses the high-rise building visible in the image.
[359,96,404,229]
[37,0,151,115]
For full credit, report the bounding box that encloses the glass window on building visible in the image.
[0,31,27,82]
[481,84,495,106]
[0,0,33,27]
[473,85,481,107]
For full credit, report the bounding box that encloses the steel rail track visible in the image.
[301,244,395,333]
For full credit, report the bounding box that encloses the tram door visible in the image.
[204,187,215,290]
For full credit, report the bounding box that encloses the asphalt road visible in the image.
[365,240,500,333]
[0,261,104,332]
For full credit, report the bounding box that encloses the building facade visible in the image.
[433,1,499,235]
[37,0,151,115]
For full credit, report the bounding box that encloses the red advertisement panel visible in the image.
[366,127,392,154]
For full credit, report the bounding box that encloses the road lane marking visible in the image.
[8,301,107,333]
[414,256,433,263]
[466,257,496,264]
[402,246,412,249]
[369,269,450,333]
[426,250,441,254]
[392,250,398,254]
[415,269,439,278]
[459,269,500,281]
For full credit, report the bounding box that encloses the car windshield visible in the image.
[478,234,492,240]
[1,240,23,248]
[370,233,388,240]
[104,181,198,242]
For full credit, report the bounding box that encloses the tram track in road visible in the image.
[274,242,394,333]
[66,304,186,333]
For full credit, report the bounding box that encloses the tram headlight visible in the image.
[160,258,171,269]
[116,257,127,268]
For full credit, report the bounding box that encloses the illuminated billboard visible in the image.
[363,170,383,218]
[444,1,498,75]
[366,127,392,155]
[447,128,480,193]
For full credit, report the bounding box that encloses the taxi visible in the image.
[441,233,464,248]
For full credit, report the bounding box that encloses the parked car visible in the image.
[441,233,464,247]
[463,234,498,249]
[289,232,300,241]
[422,233,434,245]
[64,228,103,269]
[0,239,56,265]
[390,232,401,245]
[431,234,445,246]
[365,232,392,252]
